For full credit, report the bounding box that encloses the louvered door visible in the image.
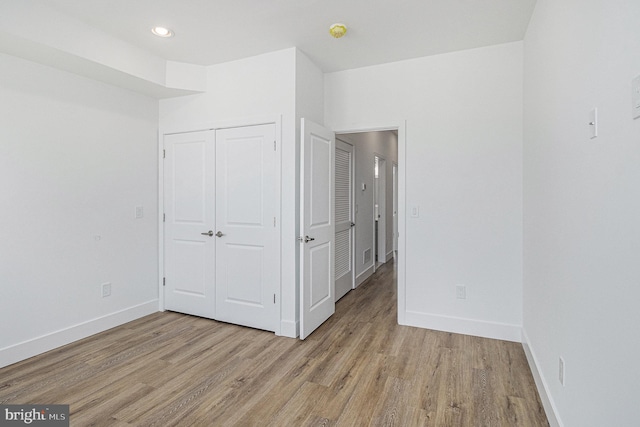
[335,139,354,301]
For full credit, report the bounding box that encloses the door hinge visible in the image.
[273,141,276,151]
[163,149,166,159]
[163,213,166,222]
[163,277,166,287]
[273,294,276,304]
[273,217,276,227]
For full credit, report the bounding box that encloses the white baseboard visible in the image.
[279,319,298,338]
[0,300,159,369]
[403,310,522,342]
[355,264,375,287]
[521,328,563,427]
[385,250,394,262]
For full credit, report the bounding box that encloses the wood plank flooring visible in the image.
[0,262,549,426]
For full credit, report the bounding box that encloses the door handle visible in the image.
[350,222,356,228]
[298,235,315,243]
[201,230,214,236]
[215,231,225,238]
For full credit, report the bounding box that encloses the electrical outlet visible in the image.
[559,356,565,386]
[456,284,466,299]
[101,282,111,298]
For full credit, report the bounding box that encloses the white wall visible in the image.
[0,53,159,368]
[295,49,325,324]
[338,131,398,284]
[523,1,640,425]
[325,42,524,341]
[159,48,300,337]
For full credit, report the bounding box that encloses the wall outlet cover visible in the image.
[101,282,111,298]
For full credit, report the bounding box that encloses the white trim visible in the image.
[522,328,563,427]
[279,320,298,338]
[404,310,522,342]
[356,264,375,287]
[158,129,165,312]
[385,250,394,262]
[0,300,158,369]
[274,116,283,337]
[160,114,281,136]
[397,122,406,325]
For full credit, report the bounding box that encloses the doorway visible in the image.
[334,130,399,296]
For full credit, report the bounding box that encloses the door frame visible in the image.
[158,115,283,335]
[330,121,406,326]
[392,161,398,259]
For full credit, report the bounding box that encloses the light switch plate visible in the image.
[632,75,640,119]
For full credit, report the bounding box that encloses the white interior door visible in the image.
[375,156,387,264]
[300,119,335,339]
[215,124,278,332]
[335,139,354,301]
[164,130,216,318]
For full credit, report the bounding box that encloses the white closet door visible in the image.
[164,130,216,318]
[214,124,278,332]
[335,139,354,301]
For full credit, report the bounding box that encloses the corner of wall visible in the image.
[521,328,563,427]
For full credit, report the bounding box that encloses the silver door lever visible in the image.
[215,231,225,238]
[298,235,315,243]
[201,230,214,236]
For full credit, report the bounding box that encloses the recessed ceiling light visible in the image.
[151,26,174,38]
[329,23,347,39]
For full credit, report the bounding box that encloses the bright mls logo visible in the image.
[0,405,68,426]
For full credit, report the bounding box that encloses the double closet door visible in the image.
[163,124,279,332]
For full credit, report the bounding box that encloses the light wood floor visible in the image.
[0,262,548,426]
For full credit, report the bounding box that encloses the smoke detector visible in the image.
[329,23,347,39]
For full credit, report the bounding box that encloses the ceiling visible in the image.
[37,0,536,73]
